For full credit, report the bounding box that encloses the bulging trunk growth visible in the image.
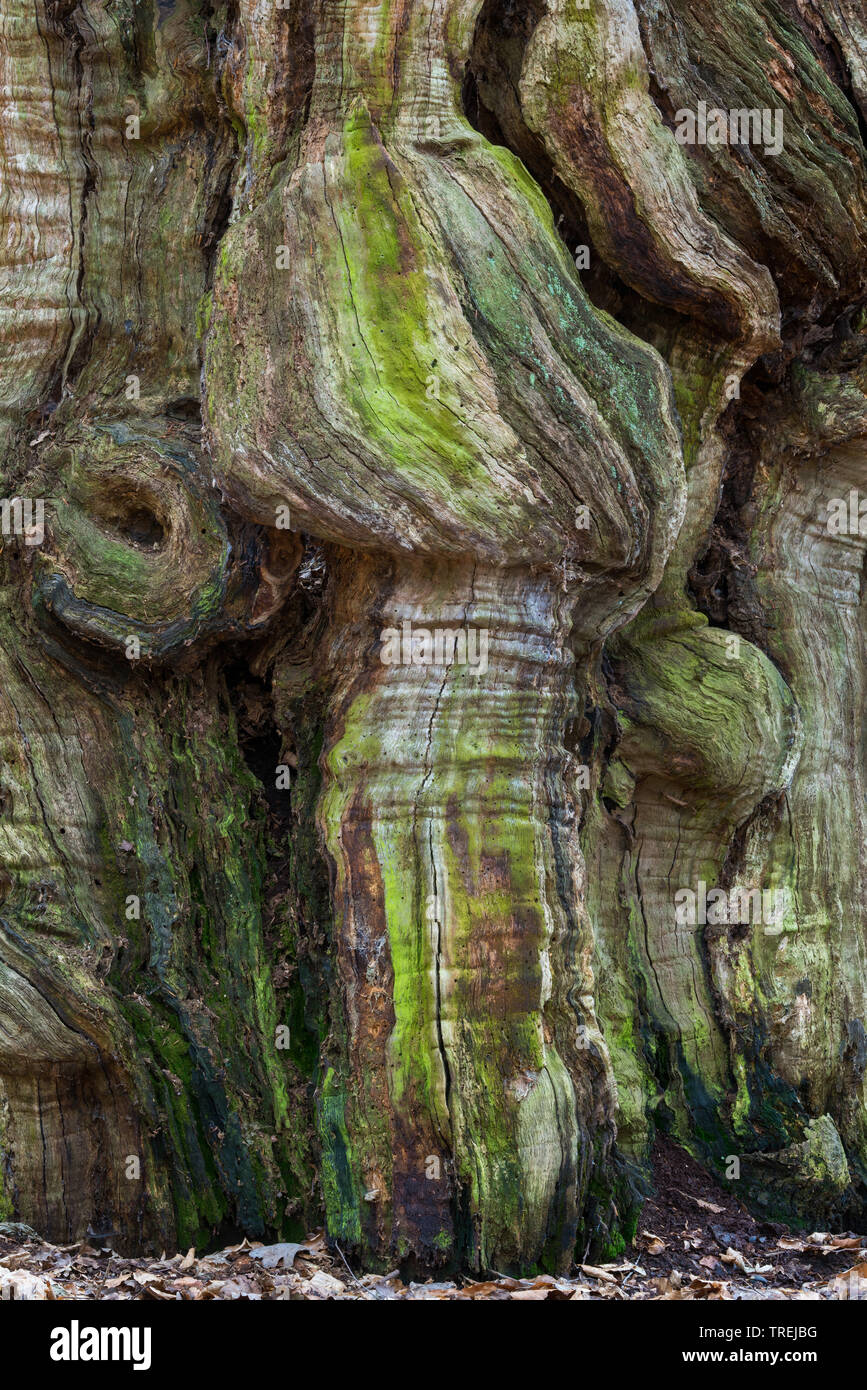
[0,0,866,1272]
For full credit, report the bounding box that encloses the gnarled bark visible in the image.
[0,0,866,1272]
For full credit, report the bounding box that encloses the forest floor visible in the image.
[1,1138,864,1300]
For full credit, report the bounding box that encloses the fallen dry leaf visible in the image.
[641,1232,666,1255]
[721,1247,748,1272]
[250,1242,316,1270]
[0,1267,56,1300]
[579,1264,616,1282]
[304,1270,346,1298]
[674,1188,725,1214]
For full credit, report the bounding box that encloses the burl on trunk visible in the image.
[0,0,865,1272]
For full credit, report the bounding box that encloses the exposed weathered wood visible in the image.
[0,0,865,1272]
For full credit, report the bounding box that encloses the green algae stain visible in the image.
[318,1067,362,1246]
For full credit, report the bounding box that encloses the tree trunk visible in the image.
[0,0,865,1272]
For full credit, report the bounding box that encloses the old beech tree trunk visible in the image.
[0,0,866,1271]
